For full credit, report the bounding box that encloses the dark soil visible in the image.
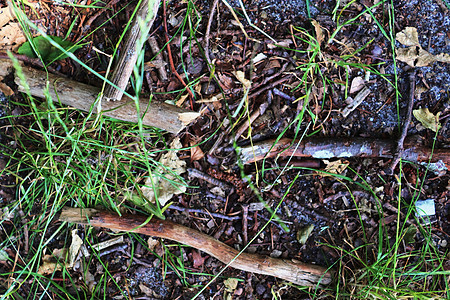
[0,0,449,299]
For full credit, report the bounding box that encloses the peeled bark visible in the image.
[59,207,333,286]
[240,137,449,168]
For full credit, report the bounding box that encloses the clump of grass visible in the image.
[0,2,196,297]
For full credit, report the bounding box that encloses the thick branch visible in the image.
[240,137,449,168]
[59,207,332,286]
[10,62,198,133]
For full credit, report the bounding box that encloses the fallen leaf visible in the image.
[323,159,349,175]
[232,70,251,89]
[139,283,156,297]
[67,230,82,268]
[396,27,420,46]
[147,237,160,251]
[178,112,200,127]
[403,225,417,244]
[223,278,238,292]
[413,108,441,132]
[396,27,450,67]
[191,250,206,268]
[175,93,189,107]
[396,46,437,67]
[0,4,14,28]
[252,53,267,64]
[296,224,314,244]
[263,58,281,71]
[349,76,366,94]
[141,137,187,207]
[0,249,9,261]
[210,186,225,197]
[0,23,26,51]
[38,248,67,275]
[217,73,234,90]
[190,139,204,161]
[0,82,14,96]
[311,19,324,46]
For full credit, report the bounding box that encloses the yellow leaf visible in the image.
[413,108,441,132]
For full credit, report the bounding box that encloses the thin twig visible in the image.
[187,168,232,191]
[205,0,220,68]
[248,75,292,99]
[233,91,271,142]
[242,205,249,244]
[168,205,241,221]
[388,70,416,174]
[162,0,194,109]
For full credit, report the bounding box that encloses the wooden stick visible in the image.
[104,0,161,101]
[59,207,333,286]
[388,70,416,174]
[240,137,450,168]
[10,62,198,133]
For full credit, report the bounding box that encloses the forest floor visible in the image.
[0,0,449,299]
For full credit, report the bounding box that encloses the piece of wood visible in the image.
[59,207,333,286]
[240,137,450,168]
[388,70,417,174]
[147,36,168,81]
[104,0,161,101]
[11,62,198,133]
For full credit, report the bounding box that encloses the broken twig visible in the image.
[388,70,416,174]
[104,0,161,101]
[59,207,332,286]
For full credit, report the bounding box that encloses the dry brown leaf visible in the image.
[311,19,324,46]
[175,93,189,107]
[396,46,437,67]
[178,112,200,127]
[323,159,349,175]
[139,284,156,297]
[396,27,420,46]
[413,108,441,132]
[0,82,14,96]
[435,52,450,63]
[67,230,82,268]
[396,27,450,67]
[190,139,204,161]
[263,58,281,71]
[223,277,238,292]
[0,22,26,51]
[349,76,366,94]
[141,137,186,206]
[217,73,234,90]
[0,4,14,28]
[232,70,251,89]
[147,237,160,251]
[38,248,67,275]
[191,250,206,268]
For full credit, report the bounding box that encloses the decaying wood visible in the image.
[59,207,333,286]
[6,60,198,133]
[104,0,161,101]
[147,36,168,81]
[240,137,449,168]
